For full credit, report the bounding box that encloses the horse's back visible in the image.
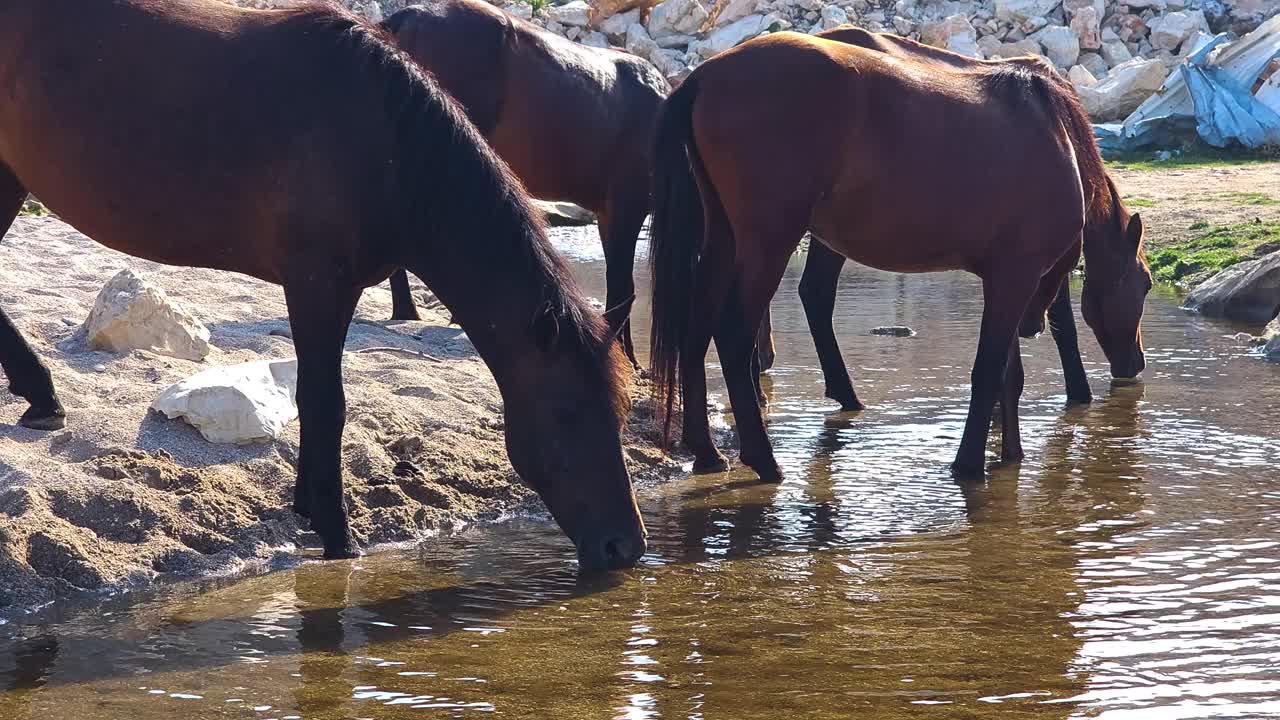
[383,0,508,134]
[690,32,1085,272]
[0,1,405,280]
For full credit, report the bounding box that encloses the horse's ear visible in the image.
[533,304,560,352]
[1127,213,1144,250]
[603,296,635,344]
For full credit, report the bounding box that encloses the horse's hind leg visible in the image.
[755,307,775,373]
[681,231,735,474]
[284,278,362,559]
[799,238,861,411]
[599,189,647,369]
[1048,282,1092,404]
[388,269,421,321]
[0,169,65,430]
[999,340,1025,463]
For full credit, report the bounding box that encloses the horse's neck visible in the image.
[406,221,550,370]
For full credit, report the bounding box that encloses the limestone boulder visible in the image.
[544,0,592,27]
[1034,25,1081,67]
[1148,10,1209,51]
[921,15,982,57]
[84,269,211,362]
[1184,250,1280,324]
[152,359,298,444]
[647,0,710,39]
[1077,57,1168,120]
[995,0,1061,24]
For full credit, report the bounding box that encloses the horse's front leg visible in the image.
[284,278,362,559]
[388,269,421,322]
[953,271,1039,478]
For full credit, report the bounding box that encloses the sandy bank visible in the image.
[0,215,678,613]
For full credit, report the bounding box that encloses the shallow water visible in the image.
[2,231,1278,719]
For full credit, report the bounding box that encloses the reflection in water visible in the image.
[0,245,1278,719]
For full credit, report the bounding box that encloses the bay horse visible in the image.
[0,0,645,570]
[381,0,670,366]
[649,32,1151,481]
[754,26,1107,412]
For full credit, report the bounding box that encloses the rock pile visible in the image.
[242,0,1279,120]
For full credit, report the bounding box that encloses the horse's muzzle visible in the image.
[578,531,647,572]
[1110,348,1146,383]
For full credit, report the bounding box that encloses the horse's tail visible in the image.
[648,76,706,447]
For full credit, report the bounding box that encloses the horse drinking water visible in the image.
[649,32,1151,481]
[380,0,670,366]
[753,26,1137,411]
[0,0,645,569]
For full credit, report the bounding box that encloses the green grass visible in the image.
[1106,144,1280,171]
[525,0,548,13]
[18,199,47,217]
[1124,195,1159,207]
[1217,191,1279,206]
[1188,220,1210,231]
[1147,220,1280,283]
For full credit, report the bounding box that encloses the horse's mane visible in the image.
[982,61,1116,231]
[276,4,630,422]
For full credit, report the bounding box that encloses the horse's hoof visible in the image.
[390,311,421,322]
[1000,450,1024,464]
[753,464,784,484]
[950,460,985,480]
[322,542,363,560]
[1066,391,1093,405]
[19,407,66,431]
[691,454,729,474]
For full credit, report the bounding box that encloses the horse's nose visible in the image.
[579,532,646,572]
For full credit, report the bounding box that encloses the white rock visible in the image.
[1124,0,1166,8]
[545,0,592,27]
[580,30,611,47]
[506,2,534,20]
[922,15,982,57]
[995,0,1061,24]
[625,22,660,57]
[1070,5,1101,48]
[716,0,760,26]
[1068,63,1099,87]
[650,47,689,76]
[1149,10,1209,51]
[657,33,697,48]
[84,269,211,362]
[1078,51,1110,78]
[648,0,710,39]
[1101,37,1134,67]
[1077,57,1168,119]
[152,359,298,444]
[820,3,850,29]
[599,8,641,37]
[1034,25,1080,67]
[691,13,767,57]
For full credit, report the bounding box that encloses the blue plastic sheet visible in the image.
[1095,14,1280,152]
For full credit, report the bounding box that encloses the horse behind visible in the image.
[0,0,644,569]
[381,0,670,366]
[755,25,1126,412]
[649,32,1150,481]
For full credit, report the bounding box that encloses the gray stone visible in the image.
[1148,10,1209,51]
[1079,51,1110,78]
[1185,250,1280,324]
[599,8,641,37]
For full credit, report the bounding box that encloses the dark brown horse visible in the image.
[381,0,670,365]
[649,32,1150,481]
[756,26,1103,411]
[0,0,645,570]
